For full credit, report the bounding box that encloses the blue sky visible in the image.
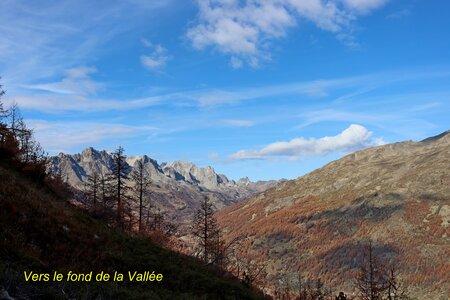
[1,0,449,180]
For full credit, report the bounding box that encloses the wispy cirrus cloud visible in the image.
[343,0,389,13]
[296,96,445,131]
[230,124,385,160]
[22,67,100,96]
[386,7,412,19]
[293,89,448,139]
[6,68,356,111]
[187,0,389,67]
[28,119,159,153]
[190,69,450,107]
[0,0,172,88]
[141,40,172,71]
[5,93,166,113]
[7,68,450,112]
[222,119,254,127]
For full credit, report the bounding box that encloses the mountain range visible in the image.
[46,131,449,298]
[217,130,450,298]
[48,147,278,232]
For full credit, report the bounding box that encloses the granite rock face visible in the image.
[48,147,278,231]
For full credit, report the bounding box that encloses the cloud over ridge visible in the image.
[230,124,384,160]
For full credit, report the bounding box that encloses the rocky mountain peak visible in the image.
[80,146,100,160]
[48,147,279,232]
[161,160,228,189]
[237,177,251,186]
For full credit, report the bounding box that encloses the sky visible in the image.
[1,0,449,181]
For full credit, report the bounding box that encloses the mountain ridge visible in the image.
[217,130,449,298]
[48,147,279,232]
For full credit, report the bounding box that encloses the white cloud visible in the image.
[222,119,254,127]
[187,0,389,67]
[229,124,384,160]
[141,43,172,70]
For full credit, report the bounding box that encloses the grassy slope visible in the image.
[0,162,260,300]
[217,134,449,298]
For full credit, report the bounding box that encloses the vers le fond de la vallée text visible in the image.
[23,271,163,283]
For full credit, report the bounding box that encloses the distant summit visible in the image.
[48,148,278,232]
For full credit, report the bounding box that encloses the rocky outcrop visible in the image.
[48,148,278,232]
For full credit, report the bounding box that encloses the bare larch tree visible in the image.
[129,159,151,233]
[191,195,220,264]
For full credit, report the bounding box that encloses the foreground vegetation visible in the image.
[0,159,262,299]
[0,83,261,299]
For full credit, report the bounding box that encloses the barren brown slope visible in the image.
[217,131,450,298]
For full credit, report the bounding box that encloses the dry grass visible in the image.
[217,135,450,299]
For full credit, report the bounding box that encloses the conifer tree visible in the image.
[130,159,151,232]
[0,81,46,181]
[85,171,100,206]
[191,195,220,264]
[111,146,129,226]
[99,169,114,208]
